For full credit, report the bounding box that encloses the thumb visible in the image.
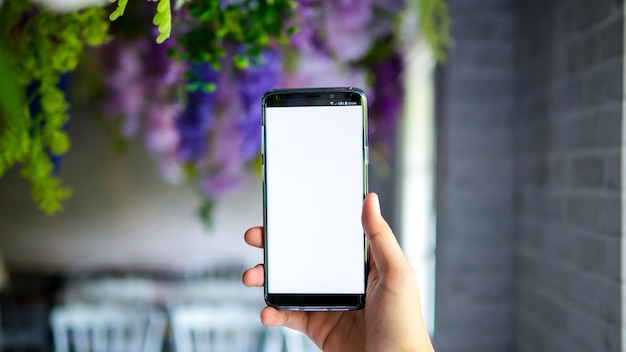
[362,193,408,273]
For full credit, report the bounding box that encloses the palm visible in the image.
[269,257,381,351]
[301,310,364,350]
[243,193,434,352]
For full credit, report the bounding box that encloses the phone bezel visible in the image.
[261,87,369,311]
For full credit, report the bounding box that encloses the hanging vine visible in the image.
[0,1,110,213]
[0,0,450,216]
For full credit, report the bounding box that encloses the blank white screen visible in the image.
[265,105,365,294]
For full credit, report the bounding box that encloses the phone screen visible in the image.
[262,88,368,309]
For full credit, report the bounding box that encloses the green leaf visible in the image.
[157,0,168,12]
[233,54,249,70]
[153,11,165,25]
[216,27,229,38]
[0,42,24,122]
[156,29,170,43]
[252,153,262,177]
[158,19,171,33]
[153,0,171,44]
[287,25,299,35]
[417,0,451,63]
[0,5,109,214]
[49,131,70,155]
[197,199,214,230]
[200,82,216,92]
[186,81,201,91]
[108,0,128,21]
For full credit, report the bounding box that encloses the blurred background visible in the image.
[0,0,623,351]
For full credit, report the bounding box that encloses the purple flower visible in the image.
[322,0,373,61]
[145,104,181,153]
[199,99,246,198]
[104,42,147,137]
[237,50,282,161]
[176,64,219,162]
[290,0,323,51]
[282,47,368,91]
[369,53,403,148]
[157,155,185,184]
[104,29,186,140]
[201,174,243,197]
[146,27,186,85]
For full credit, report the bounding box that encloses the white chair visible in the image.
[163,280,264,308]
[262,328,320,352]
[49,304,166,352]
[170,304,264,352]
[61,278,159,305]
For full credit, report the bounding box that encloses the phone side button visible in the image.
[365,146,369,165]
[261,165,265,182]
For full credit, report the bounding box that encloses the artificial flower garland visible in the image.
[0,0,449,222]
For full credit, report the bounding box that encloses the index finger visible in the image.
[244,226,264,248]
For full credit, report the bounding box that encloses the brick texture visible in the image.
[435,0,622,351]
[434,0,516,351]
[514,1,622,351]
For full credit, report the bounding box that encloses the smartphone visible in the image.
[261,87,368,311]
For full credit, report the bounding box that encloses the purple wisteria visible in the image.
[322,0,373,62]
[369,53,404,149]
[237,50,281,161]
[176,64,219,162]
[103,0,406,205]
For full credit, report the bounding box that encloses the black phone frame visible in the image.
[261,87,369,311]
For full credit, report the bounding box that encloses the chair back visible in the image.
[50,304,166,352]
[170,304,263,352]
[262,327,321,352]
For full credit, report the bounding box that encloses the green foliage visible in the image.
[177,0,296,69]
[197,198,214,230]
[153,0,172,44]
[109,0,129,20]
[0,41,24,123]
[0,1,110,214]
[109,0,172,44]
[417,0,450,62]
[106,0,295,90]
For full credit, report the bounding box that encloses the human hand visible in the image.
[242,193,434,351]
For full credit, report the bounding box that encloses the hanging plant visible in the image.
[0,0,109,213]
[0,0,450,219]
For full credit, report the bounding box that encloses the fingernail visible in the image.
[371,193,381,215]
